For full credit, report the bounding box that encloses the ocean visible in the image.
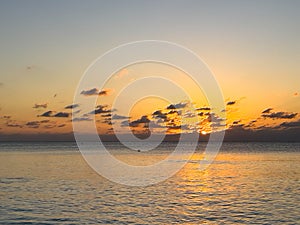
[0,142,299,224]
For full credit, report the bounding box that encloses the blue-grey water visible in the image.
[0,142,299,224]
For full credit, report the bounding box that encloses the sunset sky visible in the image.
[0,0,299,141]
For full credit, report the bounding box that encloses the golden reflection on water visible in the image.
[0,147,299,224]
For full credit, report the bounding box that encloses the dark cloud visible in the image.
[152,110,167,120]
[232,120,241,125]
[101,113,112,118]
[278,120,300,128]
[198,112,204,117]
[167,110,178,115]
[205,112,224,123]
[39,111,70,118]
[0,82,3,87]
[99,89,113,96]
[197,107,211,111]
[80,88,113,96]
[53,112,70,118]
[262,108,273,114]
[65,104,79,109]
[26,121,40,128]
[90,105,112,115]
[33,103,48,109]
[57,124,66,127]
[25,120,54,128]
[262,111,297,119]
[81,88,99,96]
[39,111,53,117]
[166,102,187,110]
[122,116,151,127]
[6,121,23,128]
[227,101,236,106]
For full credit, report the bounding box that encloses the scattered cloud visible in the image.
[152,110,167,120]
[227,101,236,106]
[262,108,273,114]
[166,102,188,109]
[44,124,56,129]
[90,105,112,115]
[72,117,92,122]
[80,88,113,96]
[101,113,112,118]
[39,111,53,117]
[6,121,23,128]
[39,111,70,118]
[65,104,79,109]
[33,103,48,109]
[122,115,151,127]
[277,120,300,129]
[112,114,130,120]
[25,121,40,128]
[197,107,211,111]
[262,111,297,119]
[53,112,70,118]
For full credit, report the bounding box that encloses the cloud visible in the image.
[166,102,187,110]
[39,111,53,117]
[90,105,112,115]
[101,113,112,118]
[72,117,92,122]
[44,124,56,129]
[53,112,70,118]
[99,89,113,96]
[65,104,79,109]
[152,110,167,120]
[6,123,23,128]
[197,107,211,111]
[278,120,300,128]
[262,108,273,114]
[112,114,130,120]
[57,124,66,127]
[227,101,236,106]
[294,92,299,97]
[0,82,3,87]
[122,116,151,127]
[232,120,241,125]
[39,111,70,118]
[25,121,40,129]
[130,116,150,126]
[80,88,113,96]
[205,112,224,123]
[33,103,48,109]
[262,111,297,119]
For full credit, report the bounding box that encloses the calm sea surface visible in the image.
[0,142,299,224]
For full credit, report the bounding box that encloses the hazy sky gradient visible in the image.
[0,0,299,138]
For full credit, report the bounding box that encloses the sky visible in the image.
[0,0,299,141]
